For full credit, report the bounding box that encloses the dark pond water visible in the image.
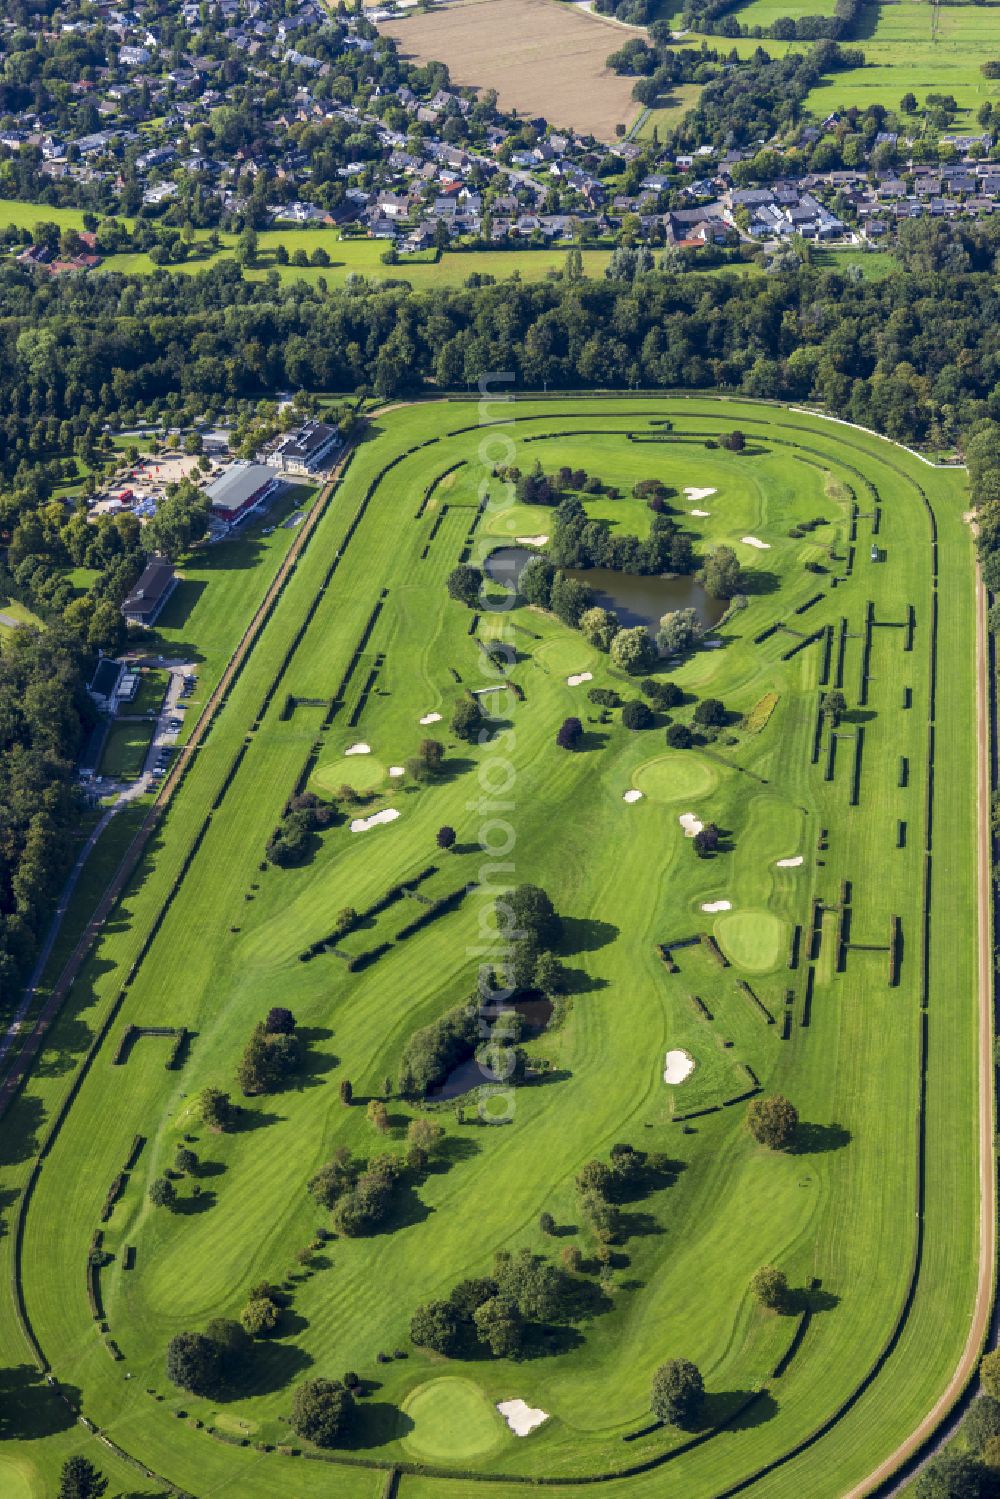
[484,547,725,635]
[429,993,554,1102]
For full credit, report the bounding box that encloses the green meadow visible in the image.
[0,398,980,1499]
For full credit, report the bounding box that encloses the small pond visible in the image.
[429,992,554,1102]
[484,547,725,636]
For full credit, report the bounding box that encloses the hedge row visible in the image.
[414,460,465,520]
[395,883,476,941]
[811,699,825,765]
[850,725,865,806]
[781,627,825,662]
[858,602,873,707]
[889,915,901,988]
[905,603,915,652]
[818,623,834,686]
[787,924,801,971]
[688,993,712,1021]
[301,864,438,957]
[834,617,848,688]
[793,592,824,616]
[801,966,815,1027]
[736,981,774,1025]
[699,932,729,968]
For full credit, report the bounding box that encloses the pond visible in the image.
[429,993,554,1102]
[484,547,725,636]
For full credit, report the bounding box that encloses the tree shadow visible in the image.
[576,730,610,753]
[617,1210,664,1240]
[700,1387,779,1432]
[791,1121,851,1154]
[786,1280,840,1315]
[424,1135,482,1174]
[739,570,780,596]
[31,1016,95,1078]
[370,1182,431,1235]
[559,966,608,997]
[558,916,619,956]
[0,1366,81,1439]
[437,756,477,783]
[173,1189,217,1215]
[0,1092,46,1166]
[842,709,877,724]
[221,1341,313,1401]
[344,1401,414,1448]
[0,1184,20,1238]
[229,1106,284,1133]
[194,1159,226,1179]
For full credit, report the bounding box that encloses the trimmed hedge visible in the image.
[736,981,774,1025]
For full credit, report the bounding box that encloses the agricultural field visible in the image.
[378,0,643,137]
[0,398,984,1499]
[805,1,1000,115]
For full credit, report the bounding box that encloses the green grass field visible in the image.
[0,398,980,1499]
[96,719,155,779]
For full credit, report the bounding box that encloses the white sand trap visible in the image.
[418,712,442,725]
[664,1049,696,1085]
[389,766,405,777]
[623,789,644,803]
[684,487,717,503]
[691,508,711,517]
[679,812,704,837]
[566,671,593,687]
[740,536,771,550]
[497,1399,549,1437]
[345,742,371,755]
[350,809,401,833]
[776,855,804,868]
[515,534,549,546]
[701,900,732,913]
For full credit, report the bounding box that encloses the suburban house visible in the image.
[121,559,177,627]
[205,461,280,522]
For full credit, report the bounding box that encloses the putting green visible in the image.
[311,755,387,795]
[633,752,718,804]
[534,635,596,678]
[715,909,787,973]
[402,1376,506,1462]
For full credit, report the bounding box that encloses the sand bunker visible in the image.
[679,812,704,837]
[345,742,371,755]
[497,1399,549,1437]
[516,534,549,546]
[623,789,644,803]
[663,1049,696,1085]
[684,487,717,503]
[740,536,771,550]
[691,508,711,517]
[567,672,593,687]
[350,809,401,833]
[418,712,442,725]
[776,855,804,868]
[389,766,405,777]
[701,900,732,913]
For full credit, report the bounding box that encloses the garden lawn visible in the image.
[96,719,155,779]
[0,399,979,1499]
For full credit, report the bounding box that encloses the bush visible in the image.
[446,564,482,607]
[701,545,742,600]
[451,696,483,743]
[588,687,622,708]
[621,700,653,731]
[58,1457,108,1499]
[981,1348,1000,1400]
[746,1094,798,1150]
[265,1006,296,1035]
[436,824,457,850]
[964,1395,1000,1453]
[915,1452,989,1499]
[289,1377,355,1447]
[166,1331,223,1395]
[650,1358,704,1428]
[411,1299,462,1355]
[550,571,593,627]
[749,1264,789,1311]
[556,716,583,749]
[610,626,657,675]
[694,697,725,727]
[657,608,701,657]
[148,1176,175,1209]
[641,678,681,710]
[579,606,619,652]
[240,1296,280,1337]
[666,723,692,749]
[198,1087,233,1130]
[692,823,720,858]
[519,555,556,608]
